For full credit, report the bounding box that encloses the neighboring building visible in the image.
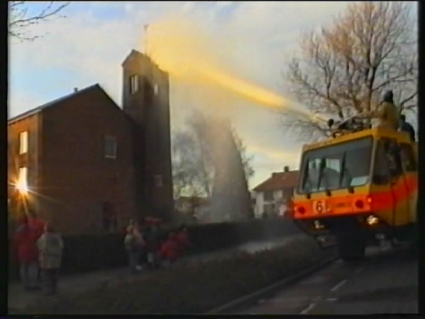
[7,50,173,234]
[252,166,299,218]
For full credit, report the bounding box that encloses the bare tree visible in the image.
[171,109,255,200]
[171,130,212,199]
[9,1,70,41]
[283,1,417,141]
[232,130,255,181]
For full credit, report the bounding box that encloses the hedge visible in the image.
[22,235,334,314]
[9,218,301,280]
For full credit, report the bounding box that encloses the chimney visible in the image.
[74,88,78,93]
[284,166,289,172]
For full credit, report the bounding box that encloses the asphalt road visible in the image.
[237,245,418,315]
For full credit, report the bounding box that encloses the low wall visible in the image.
[9,218,301,281]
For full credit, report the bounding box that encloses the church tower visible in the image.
[121,50,173,222]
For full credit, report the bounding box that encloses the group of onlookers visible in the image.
[124,219,192,273]
[14,211,64,295]
[13,213,192,295]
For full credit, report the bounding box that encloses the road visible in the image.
[236,246,418,315]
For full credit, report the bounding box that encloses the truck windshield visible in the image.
[298,137,373,194]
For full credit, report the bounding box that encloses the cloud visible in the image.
[12,1,397,183]
[215,1,234,9]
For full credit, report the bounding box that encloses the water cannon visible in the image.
[327,113,370,137]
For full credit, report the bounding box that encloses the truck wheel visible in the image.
[338,236,366,262]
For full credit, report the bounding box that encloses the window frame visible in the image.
[400,143,417,172]
[298,137,373,194]
[104,135,117,159]
[19,131,28,154]
[155,175,163,187]
[129,75,139,94]
[17,166,28,192]
[372,140,391,185]
[263,190,274,201]
[382,138,403,179]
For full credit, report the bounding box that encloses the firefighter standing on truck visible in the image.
[368,90,399,130]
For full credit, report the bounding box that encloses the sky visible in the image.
[8,1,418,190]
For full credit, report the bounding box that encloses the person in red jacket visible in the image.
[15,215,40,290]
[28,210,45,239]
[27,209,45,285]
[160,232,179,267]
[175,225,192,257]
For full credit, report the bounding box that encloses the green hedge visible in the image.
[23,236,334,314]
[9,218,301,280]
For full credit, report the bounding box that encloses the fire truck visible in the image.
[289,116,417,261]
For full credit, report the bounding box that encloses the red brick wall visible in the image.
[38,86,137,234]
[122,51,174,222]
[7,114,42,220]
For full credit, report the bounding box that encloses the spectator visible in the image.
[27,209,45,285]
[144,224,161,269]
[37,223,64,295]
[28,209,45,239]
[175,225,192,257]
[124,223,145,273]
[125,219,135,234]
[160,232,180,267]
[15,215,39,290]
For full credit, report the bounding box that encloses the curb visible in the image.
[206,255,338,314]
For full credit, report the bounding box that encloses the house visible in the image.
[7,50,173,235]
[252,166,299,218]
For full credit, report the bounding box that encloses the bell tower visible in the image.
[122,50,173,222]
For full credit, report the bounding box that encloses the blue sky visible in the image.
[9,1,418,189]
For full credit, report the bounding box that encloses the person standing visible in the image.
[369,90,400,130]
[399,114,416,142]
[27,209,45,285]
[37,223,64,295]
[144,224,161,269]
[160,232,180,267]
[15,215,39,290]
[175,225,192,258]
[124,223,145,273]
[28,209,45,239]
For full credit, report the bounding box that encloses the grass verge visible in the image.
[25,235,335,314]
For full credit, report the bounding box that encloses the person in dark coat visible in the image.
[144,224,161,269]
[175,225,192,257]
[160,233,180,266]
[399,114,416,142]
[15,216,39,290]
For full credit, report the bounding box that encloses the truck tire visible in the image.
[338,236,366,262]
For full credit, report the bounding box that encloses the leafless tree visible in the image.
[233,130,255,181]
[282,1,417,141]
[171,109,255,200]
[9,1,70,41]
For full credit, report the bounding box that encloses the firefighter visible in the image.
[368,90,399,130]
[399,114,416,142]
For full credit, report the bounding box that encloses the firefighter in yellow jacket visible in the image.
[369,90,400,130]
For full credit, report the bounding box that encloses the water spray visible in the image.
[144,16,328,126]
